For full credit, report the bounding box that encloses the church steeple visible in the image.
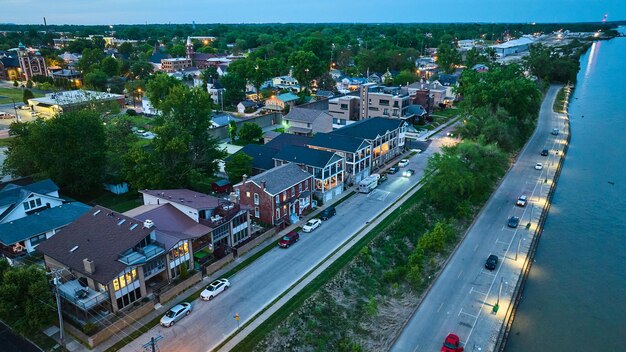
[186,37,194,61]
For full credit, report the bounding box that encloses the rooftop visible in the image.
[284,107,333,124]
[308,133,368,153]
[491,37,535,49]
[232,144,279,171]
[245,163,312,195]
[274,145,341,169]
[140,189,222,210]
[331,117,405,140]
[29,90,124,107]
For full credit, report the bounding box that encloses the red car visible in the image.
[441,333,464,352]
[278,231,300,248]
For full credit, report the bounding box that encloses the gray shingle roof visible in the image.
[0,202,90,246]
[0,179,60,218]
[264,133,311,150]
[331,117,405,140]
[308,133,368,153]
[247,163,312,195]
[273,145,341,169]
[284,107,333,124]
[36,206,154,284]
[125,203,210,239]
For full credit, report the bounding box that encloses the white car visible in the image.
[302,218,322,233]
[398,159,410,167]
[516,195,527,207]
[19,105,30,110]
[160,302,192,327]
[200,278,230,301]
[535,163,543,170]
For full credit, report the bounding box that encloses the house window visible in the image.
[116,287,141,310]
[23,202,29,210]
[298,183,302,193]
[254,193,259,205]
[246,191,250,198]
[276,208,280,219]
[282,191,286,201]
[254,207,259,218]
[291,186,295,196]
[112,268,138,291]
[236,189,240,197]
[30,233,47,246]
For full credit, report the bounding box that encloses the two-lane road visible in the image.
[120,138,449,352]
[391,85,567,352]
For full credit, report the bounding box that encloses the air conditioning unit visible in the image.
[143,219,154,228]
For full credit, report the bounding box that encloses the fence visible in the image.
[157,271,203,304]
[494,96,572,351]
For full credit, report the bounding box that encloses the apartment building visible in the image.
[328,95,361,129]
[161,57,192,72]
[360,83,411,120]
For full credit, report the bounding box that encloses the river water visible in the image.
[505,30,626,351]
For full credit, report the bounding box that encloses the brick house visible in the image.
[233,163,313,226]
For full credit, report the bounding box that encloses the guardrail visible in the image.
[494,86,572,351]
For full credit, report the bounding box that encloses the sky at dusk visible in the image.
[1,0,624,25]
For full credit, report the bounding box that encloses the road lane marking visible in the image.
[480,270,496,277]
[437,302,444,313]
[459,309,478,319]
[496,240,510,245]
[457,270,463,278]
[470,287,488,296]
[474,244,479,252]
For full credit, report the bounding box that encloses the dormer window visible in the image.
[23,198,42,211]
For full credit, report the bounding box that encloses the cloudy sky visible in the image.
[1,0,624,25]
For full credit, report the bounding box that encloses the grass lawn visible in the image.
[69,190,142,213]
[124,114,155,129]
[433,107,459,118]
[553,87,568,113]
[0,87,43,105]
[0,138,13,147]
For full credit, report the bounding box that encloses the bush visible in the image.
[180,262,190,280]
[126,109,137,116]
[82,322,98,335]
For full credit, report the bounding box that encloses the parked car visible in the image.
[388,166,399,174]
[278,231,300,248]
[0,113,14,119]
[516,195,527,207]
[535,163,543,170]
[541,149,549,156]
[200,278,230,301]
[507,216,520,228]
[441,333,464,352]
[551,128,559,135]
[403,169,415,177]
[319,206,336,220]
[19,105,31,110]
[398,159,410,167]
[378,174,388,184]
[485,254,499,271]
[160,302,192,327]
[302,218,322,233]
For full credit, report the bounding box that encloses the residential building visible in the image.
[210,113,241,129]
[237,100,257,114]
[0,54,20,81]
[207,82,225,105]
[272,75,300,92]
[264,133,311,150]
[328,95,361,129]
[233,163,313,226]
[359,83,412,120]
[229,144,280,175]
[283,107,333,136]
[139,189,251,249]
[161,58,192,72]
[53,38,76,49]
[273,145,344,202]
[331,117,406,169]
[407,81,447,107]
[50,69,82,87]
[0,179,90,262]
[307,133,372,185]
[37,206,196,317]
[27,90,125,117]
[264,93,299,112]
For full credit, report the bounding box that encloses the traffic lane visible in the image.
[122,153,428,352]
[392,85,563,351]
[0,322,41,352]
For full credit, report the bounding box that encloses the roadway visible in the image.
[391,85,567,352]
[119,128,459,352]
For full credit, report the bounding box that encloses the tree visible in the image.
[436,43,461,74]
[83,69,108,91]
[25,79,33,89]
[220,73,246,107]
[201,67,219,87]
[13,80,18,87]
[228,120,238,143]
[129,60,153,79]
[22,89,34,104]
[317,72,337,92]
[225,152,253,183]
[118,42,134,56]
[105,116,136,183]
[91,35,106,49]
[237,122,263,144]
[3,110,107,194]
[0,261,56,335]
[145,73,183,111]
[125,86,225,189]
[78,48,105,73]
[101,56,120,77]
[392,69,418,86]
[288,51,324,93]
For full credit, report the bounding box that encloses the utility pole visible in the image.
[52,271,64,348]
[142,336,162,352]
[515,235,522,261]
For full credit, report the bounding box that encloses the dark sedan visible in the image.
[507,216,520,228]
[485,254,499,270]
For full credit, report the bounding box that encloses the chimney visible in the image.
[261,180,266,190]
[242,174,248,182]
[143,219,154,228]
[229,192,239,203]
[83,258,95,274]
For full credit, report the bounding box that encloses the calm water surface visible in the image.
[505,30,626,351]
